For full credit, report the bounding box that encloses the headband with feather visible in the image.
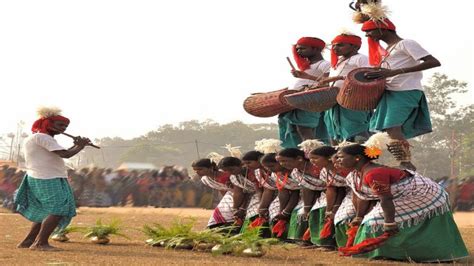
[352,0,390,24]
[31,106,70,134]
[362,132,391,159]
[254,138,282,154]
[298,139,325,158]
[207,152,224,165]
[222,144,242,159]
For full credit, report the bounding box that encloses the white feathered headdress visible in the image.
[254,138,282,154]
[353,0,390,24]
[207,152,224,165]
[222,144,242,158]
[362,132,391,159]
[298,139,325,156]
[335,140,356,150]
[337,28,357,37]
[36,106,63,118]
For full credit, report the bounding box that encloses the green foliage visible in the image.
[143,218,196,248]
[56,225,86,235]
[212,227,280,256]
[84,219,129,240]
[412,73,473,178]
[143,218,281,256]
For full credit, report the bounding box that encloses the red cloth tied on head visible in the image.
[361,18,396,66]
[31,115,70,134]
[330,35,362,69]
[293,37,326,71]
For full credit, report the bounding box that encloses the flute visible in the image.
[61,132,101,149]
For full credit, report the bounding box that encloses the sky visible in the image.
[0,0,473,144]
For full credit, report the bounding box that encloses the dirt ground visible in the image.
[0,207,472,265]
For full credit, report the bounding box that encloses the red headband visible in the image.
[330,35,362,68]
[31,115,70,134]
[293,37,326,71]
[362,18,396,66]
[361,18,396,32]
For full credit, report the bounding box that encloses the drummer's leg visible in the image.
[296,126,315,141]
[386,126,416,171]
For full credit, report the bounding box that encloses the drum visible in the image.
[284,86,340,112]
[243,88,297,117]
[336,67,386,111]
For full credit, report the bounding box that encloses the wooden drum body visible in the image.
[336,67,386,111]
[243,88,298,117]
[284,86,340,112]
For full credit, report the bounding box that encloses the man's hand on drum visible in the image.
[364,68,399,80]
[291,69,317,81]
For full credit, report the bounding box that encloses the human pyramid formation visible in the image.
[191,0,469,262]
[12,0,469,262]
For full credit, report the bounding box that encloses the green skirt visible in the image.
[240,215,257,233]
[324,104,371,141]
[15,175,77,230]
[335,222,350,248]
[309,207,336,247]
[287,208,307,240]
[369,90,432,139]
[353,212,469,262]
[278,109,329,148]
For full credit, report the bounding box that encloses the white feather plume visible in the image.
[207,152,224,165]
[36,106,62,118]
[297,139,325,154]
[222,144,242,158]
[338,27,357,36]
[363,132,391,150]
[335,140,356,150]
[360,1,390,22]
[254,138,282,154]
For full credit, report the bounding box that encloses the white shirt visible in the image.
[290,60,331,90]
[23,133,67,179]
[380,39,431,91]
[329,53,369,88]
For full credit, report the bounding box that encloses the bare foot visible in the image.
[29,244,62,251]
[16,240,34,248]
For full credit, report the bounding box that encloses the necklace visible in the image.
[259,169,269,186]
[275,172,289,190]
[326,168,336,186]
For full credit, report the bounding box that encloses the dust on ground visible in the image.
[0,207,472,265]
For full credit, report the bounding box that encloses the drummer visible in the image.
[320,31,372,144]
[279,37,330,148]
[361,18,441,170]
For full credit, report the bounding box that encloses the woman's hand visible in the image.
[383,222,399,235]
[350,216,363,227]
[258,208,269,219]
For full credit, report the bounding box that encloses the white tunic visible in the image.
[290,60,331,89]
[380,39,431,91]
[23,133,67,179]
[329,53,369,88]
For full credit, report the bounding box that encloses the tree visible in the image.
[412,73,473,178]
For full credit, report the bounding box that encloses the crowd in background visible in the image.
[0,164,216,210]
[0,164,473,211]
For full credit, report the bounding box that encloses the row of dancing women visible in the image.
[191,135,468,262]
